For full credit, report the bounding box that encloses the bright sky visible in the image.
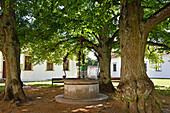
[87,52,97,60]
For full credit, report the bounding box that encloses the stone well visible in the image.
[64,79,99,99]
[55,79,108,105]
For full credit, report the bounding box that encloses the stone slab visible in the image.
[55,93,108,105]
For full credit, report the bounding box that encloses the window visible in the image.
[63,60,69,71]
[145,63,147,71]
[25,56,32,70]
[47,63,53,71]
[113,63,117,72]
[156,63,161,71]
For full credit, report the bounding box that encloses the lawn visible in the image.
[0,79,170,95]
[151,79,170,96]
[31,84,64,88]
[151,79,170,87]
[0,86,3,93]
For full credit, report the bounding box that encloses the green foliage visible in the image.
[16,0,120,65]
[142,0,169,20]
[148,20,170,53]
[145,46,164,67]
[76,57,99,71]
[14,0,169,67]
[154,88,170,96]
[125,98,134,102]
[0,86,4,93]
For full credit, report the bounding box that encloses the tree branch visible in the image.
[111,29,119,39]
[81,36,98,51]
[52,37,79,51]
[63,44,79,62]
[86,45,94,50]
[142,6,153,8]
[94,52,99,62]
[144,3,170,38]
[147,41,170,49]
[107,29,119,44]
[94,0,119,7]
[157,0,163,5]
[92,32,99,41]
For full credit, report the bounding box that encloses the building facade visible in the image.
[0,52,77,81]
[87,54,170,78]
[111,54,170,78]
[87,66,99,78]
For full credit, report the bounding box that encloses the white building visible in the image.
[87,54,170,78]
[111,54,170,78]
[87,66,99,78]
[0,52,77,81]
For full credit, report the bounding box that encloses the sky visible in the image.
[87,52,97,60]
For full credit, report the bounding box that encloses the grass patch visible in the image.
[0,86,4,93]
[154,89,170,96]
[154,85,170,96]
[151,79,170,87]
[30,84,64,88]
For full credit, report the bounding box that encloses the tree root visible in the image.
[109,93,162,113]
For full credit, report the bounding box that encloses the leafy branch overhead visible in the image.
[15,0,170,65]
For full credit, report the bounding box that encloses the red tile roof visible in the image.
[111,53,119,59]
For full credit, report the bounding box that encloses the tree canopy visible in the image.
[14,0,169,65]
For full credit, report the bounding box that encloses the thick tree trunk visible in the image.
[115,1,161,112]
[0,0,27,102]
[97,44,116,93]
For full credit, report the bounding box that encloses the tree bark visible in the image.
[116,1,162,112]
[95,36,116,93]
[0,0,27,102]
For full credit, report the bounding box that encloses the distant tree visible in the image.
[76,57,99,71]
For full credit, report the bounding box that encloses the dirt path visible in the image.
[0,86,169,113]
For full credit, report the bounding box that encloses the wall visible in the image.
[20,54,77,81]
[147,54,170,78]
[111,58,121,78]
[0,52,77,81]
[87,66,99,78]
[1,52,169,80]
[110,54,170,78]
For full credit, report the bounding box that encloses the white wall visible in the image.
[21,58,77,81]
[87,67,99,78]
[111,58,121,78]
[1,52,169,80]
[0,52,77,81]
[111,54,170,78]
[147,54,170,78]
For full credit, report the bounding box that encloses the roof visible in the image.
[87,66,99,69]
[111,53,119,59]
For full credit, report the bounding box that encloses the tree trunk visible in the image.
[97,44,116,93]
[116,1,161,112]
[0,0,27,102]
